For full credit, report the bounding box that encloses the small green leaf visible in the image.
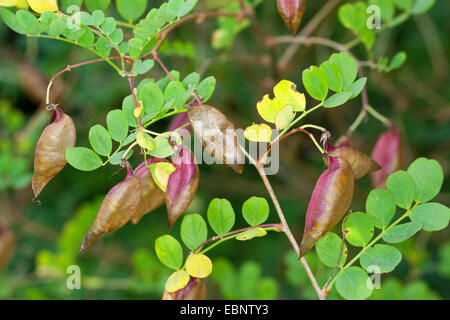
[323,91,352,108]
[235,228,267,241]
[389,51,407,70]
[148,135,174,158]
[360,244,402,273]
[110,28,123,44]
[344,212,374,247]
[0,8,27,35]
[92,10,105,26]
[180,214,208,251]
[407,157,444,203]
[335,266,373,300]
[369,0,395,21]
[196,76,216,102]
[139,82,164,118]
[164,81,186,108]
[386,170,415,209]
[89,124,112,156]
[182,72,200,88]
[315,232,347,267]
[155,235,183,270]
[178,0,198,17]
[410,203,450,231]
[16,9,39,33]
[117,0,147,22]
[109,150,133,165]
[207,198,235,235]
[394,0,413,10]
[329,52,358,90]
[85,0,111,12]
[348,77,367,99]
[383,221,422,243]
[122,95,139,128]
[66,147,103,171]
[242,196,270,227]
[319,61,344,92]
[302,66,329,101]
[101,16,116,35]
[106,109,129,142]
[133,59,154,75]
[366,189,396,229]
[412,0,435,14]
[47,17,67,36]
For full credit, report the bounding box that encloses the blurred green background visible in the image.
[0,0,448,300]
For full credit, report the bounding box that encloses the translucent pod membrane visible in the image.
[370,127,403,189]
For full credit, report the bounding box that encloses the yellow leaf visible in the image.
[149,162,176,192]
[185,253,213,278]
[275,105,295,130]
[165,270,190,293]
[136,131,156,151]
[0,0,18,7]
[273,80,306,112]
[256,94,284,123]
[236,228,267,241]
[27,0,57,13]
[244,124,272,143]
[133,101,144,118]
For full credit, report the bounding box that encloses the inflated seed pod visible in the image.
[326,141,380,179]
[32,108,76,199]
[277,0,307,36]
[131,158,167,224]
[162,277,206,300]
[0,227,15,270]
[370,127,403,189]
[168,112,192,133]
[188,104,244,174]
[80,169,141,251]
[166,146,199,230]
[299,156,355,257]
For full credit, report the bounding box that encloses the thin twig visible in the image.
[240,145,323,299]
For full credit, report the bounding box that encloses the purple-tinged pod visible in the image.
[168,112,192,133]
[166,146,199,230]
[326,141,380,179]
[162,277,206,300]
[299,156,355,257]
[370,127,403,189]
[277,0,307,36]
[80,169,141,251]
[32,108,76,199]
[131,158,168,224]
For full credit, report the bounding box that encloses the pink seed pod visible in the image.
[131,157,168,224]
[299,156,355,257]
[166,146,199,230]
[277,0,307,36]
[80,169,141,251]
[162,277,206,300]
[370,127,403,189]
[32,108,76,199]
[326,141,380,179]
[168,112,192,133]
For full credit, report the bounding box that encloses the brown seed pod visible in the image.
[371,127,403,189]
[80,169,141,251]
[188,105,244,174]
[166,146,199,230]
[0,227,16,270]
[131,158,167,225]
[277,0,307,36]
[162,277,206,300]
[326,141,380,179]
[299,156,355,257]
[32,108,76,199]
